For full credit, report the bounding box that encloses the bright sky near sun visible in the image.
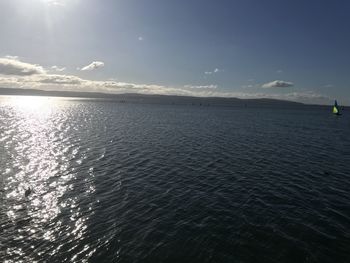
[0,0,349,104]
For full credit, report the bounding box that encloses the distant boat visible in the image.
[332,100,341,116]
[25,187,32,197]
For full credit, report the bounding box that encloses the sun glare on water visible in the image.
[6,96,58,114]
[2,94,93,257]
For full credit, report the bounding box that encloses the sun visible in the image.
[40,0,65,6]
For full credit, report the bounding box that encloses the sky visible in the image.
[0,0,349,104]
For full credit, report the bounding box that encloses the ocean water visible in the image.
[1,96,350,263]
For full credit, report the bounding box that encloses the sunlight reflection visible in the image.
[1,96,95,262]
[5,96,58,112]
[4,96,70,223]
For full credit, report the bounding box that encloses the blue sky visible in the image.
[0,0,349,104]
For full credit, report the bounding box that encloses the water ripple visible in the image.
[1,97,350,262]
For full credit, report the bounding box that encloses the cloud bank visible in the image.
[0,58,45,76]
[184,85,218,89]
[5,55,19,60]
[0,57,330,104]
[262,80,294,88]
[80,61,105,71]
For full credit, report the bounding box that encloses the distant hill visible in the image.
[0,87,320,109]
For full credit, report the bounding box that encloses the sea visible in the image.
[0,96,350,263]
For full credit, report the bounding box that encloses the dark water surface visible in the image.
[1,96,350,263]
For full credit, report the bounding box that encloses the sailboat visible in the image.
[332,100,341,116]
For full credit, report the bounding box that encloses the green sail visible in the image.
[333,100,340,115]
[333,106,339,114]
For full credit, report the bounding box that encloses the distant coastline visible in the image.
[0,87,333,109]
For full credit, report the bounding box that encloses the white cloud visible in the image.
[262,80,294,88]
[184,85,218,89]
[5,55,19,60]
[0,57,45,76]
[276,69,283,73]
[241,84,254,89]
[138,36,144,41]
[323,84,334,88]
[242,79,258,89]
[80,61,105,71]
[205,68,220,75]
[51,66,66,72]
